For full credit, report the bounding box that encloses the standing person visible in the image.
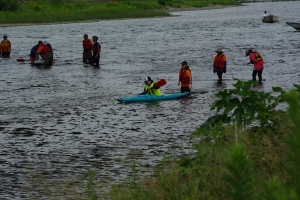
[35,41,52,67]
[90,36,101,67]
[82,34,93,64]
[245,48,264,84]
[30,42,39,64]
[213,48,227,83]
[0,34,11,58]
[44,40,53,63]
[141,76,161,96]
[178,61,192,93]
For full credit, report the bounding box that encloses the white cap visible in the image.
[144,77,148,82]
[3,33,7,37]
[43,40,47,44]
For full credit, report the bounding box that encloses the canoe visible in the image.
[262,15,279,23]
[117,92,190,103]
[286,22,300,30]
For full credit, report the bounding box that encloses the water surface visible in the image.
[0,1,300,199]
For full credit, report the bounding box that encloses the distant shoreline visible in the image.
[0,4,243,27]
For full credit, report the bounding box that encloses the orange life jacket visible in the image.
[214,54,225,68]
[179,69,191,85]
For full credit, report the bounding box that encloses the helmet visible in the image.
[92,36,98,41]
[245,48,252,57]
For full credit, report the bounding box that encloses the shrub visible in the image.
[0,0,21,11]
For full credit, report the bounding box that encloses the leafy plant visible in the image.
[208,79,277,129]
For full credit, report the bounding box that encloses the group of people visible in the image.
[141,47,264,96]
[82,34,101,67]
[1,33,101,67]
[2,33,263,94]
[30,40,53,67]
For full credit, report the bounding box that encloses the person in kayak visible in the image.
[178,61,192,93]
[213,48,227,84]
[140,76,161,96]
[245,48,264,84]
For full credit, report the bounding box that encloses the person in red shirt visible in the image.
[0,34,11,58]
[245,48,264,84]
[213,48,227,84]
[82,34,93,64]
[178,61,192,93]
[35,41,52,67]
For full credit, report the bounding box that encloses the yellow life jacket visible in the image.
[144,82,161,96]
[254,51,262,61]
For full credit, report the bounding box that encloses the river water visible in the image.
[0,1,299,199]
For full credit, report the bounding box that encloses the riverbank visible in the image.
[0,0,241,26]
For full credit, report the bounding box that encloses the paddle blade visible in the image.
[16,58,26,62]
[155,79,167,88]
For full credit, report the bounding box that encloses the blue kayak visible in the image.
[117,92,190,103]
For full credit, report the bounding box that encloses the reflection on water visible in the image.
[0,1,300,199]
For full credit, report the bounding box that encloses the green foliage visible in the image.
[49,0,67,6]
[223,145,253,199]
[158,0,173,6]
[72,0,89,9]
[86,170,98,200]
[207,79,278,129]
[0,0,20,11]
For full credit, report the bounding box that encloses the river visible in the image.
[0,1,299,199]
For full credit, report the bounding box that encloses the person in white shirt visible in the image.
[263,11,270,18]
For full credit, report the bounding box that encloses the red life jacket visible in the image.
[215,54,225,68]
[179,69,191,84]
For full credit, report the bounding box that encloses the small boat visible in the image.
[286,22,300,30]
[117,92,190,103]
[262,15,279,23]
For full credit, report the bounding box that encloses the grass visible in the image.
[0,0,241,25]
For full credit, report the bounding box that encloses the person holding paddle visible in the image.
[178,61,192,93]
[140,77,163,96]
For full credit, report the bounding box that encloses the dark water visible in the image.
[0,1,300,199]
